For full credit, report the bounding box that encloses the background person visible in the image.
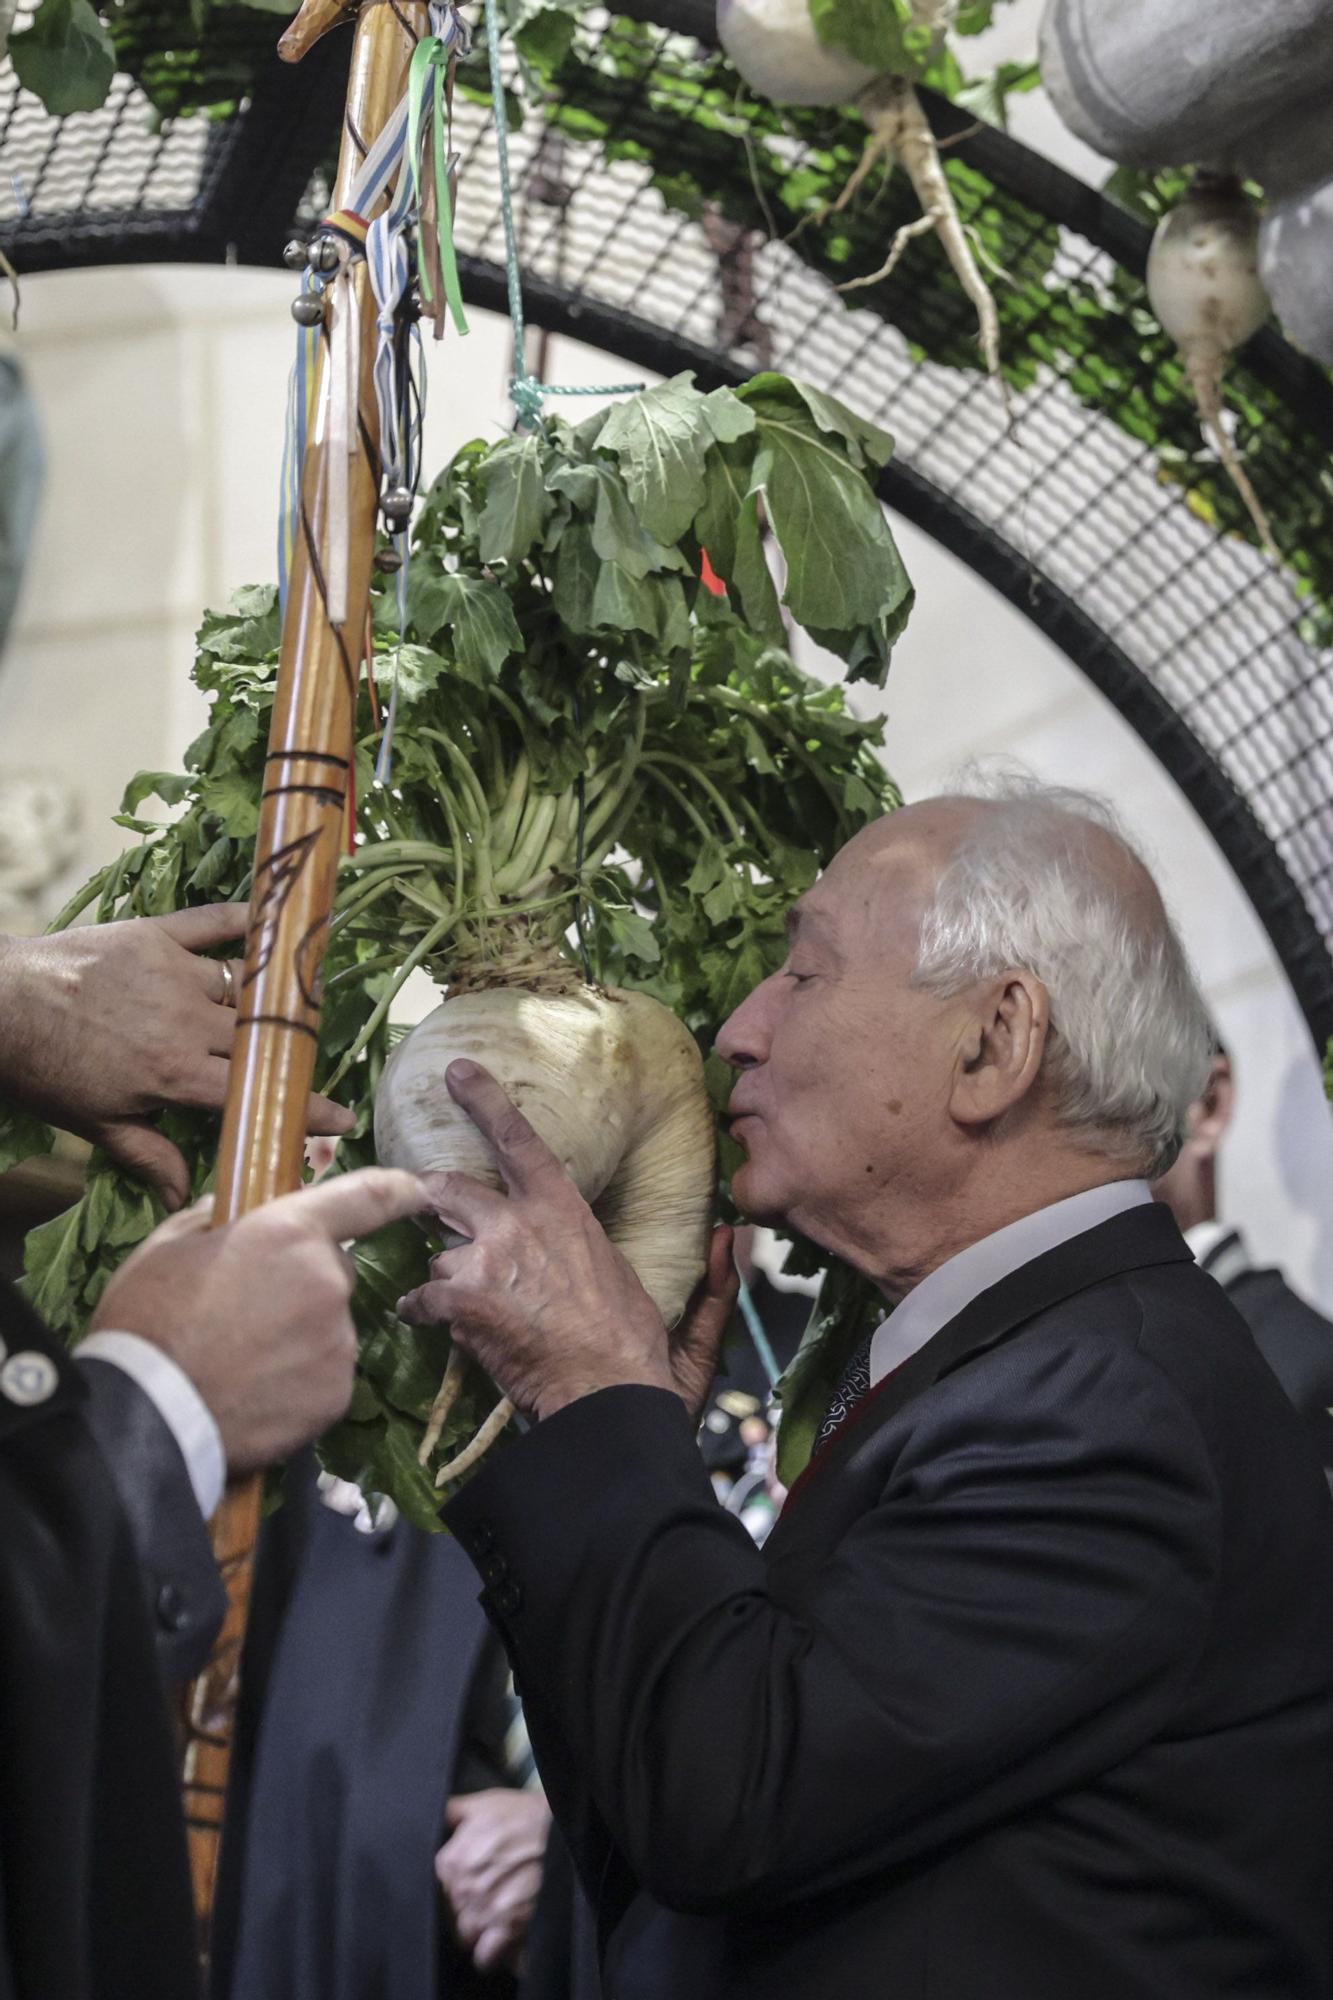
[400,777,1333,2000]
[0,899,425,2000]
[1155,1043,1333,1480]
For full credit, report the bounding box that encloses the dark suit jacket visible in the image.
[447,1203,1333,1999]
[0,1279,199,2000]
[212,1460,602,2000]
[1200,1230,1333,1425]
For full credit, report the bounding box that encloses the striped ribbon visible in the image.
[276,2,469,629]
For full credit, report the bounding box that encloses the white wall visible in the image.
[3,260,1330,1305]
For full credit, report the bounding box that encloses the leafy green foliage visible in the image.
[8,0,115,115]
[4,378,905,1516]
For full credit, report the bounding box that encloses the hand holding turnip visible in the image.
[396,1061,737,1430]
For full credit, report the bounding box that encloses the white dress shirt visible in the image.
[78,1330,226,1519]
[869,1179,1154,1389]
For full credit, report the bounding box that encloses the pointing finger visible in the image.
[264,1165,428,1244]
[445,1061,563,1197]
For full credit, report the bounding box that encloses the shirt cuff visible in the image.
[78,1330,226,1520]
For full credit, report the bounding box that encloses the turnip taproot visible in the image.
[719,0,1006,402]
[375,972,715,1483]
[1145,176,1280,565]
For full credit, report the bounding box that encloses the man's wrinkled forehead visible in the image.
[794,807,969,954]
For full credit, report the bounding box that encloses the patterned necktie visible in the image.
[814,1329,876,1451]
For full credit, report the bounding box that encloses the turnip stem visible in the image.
[583,699,646,848]
[641,752,743,843]
[433,1396,515,1486]
[640,765,720,850]
[321,909,457,1090]
[418,1347,466,1464]
[489,752,530,869]
[494,791,559,894]
[420,730,495,899]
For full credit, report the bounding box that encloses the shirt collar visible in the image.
[1183,1217,1233,1267]
[868,1179,1153,1388]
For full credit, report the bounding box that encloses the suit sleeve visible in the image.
[76,1355,227,1682]
[445,1329,1221,1919]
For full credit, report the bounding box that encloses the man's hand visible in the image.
[396,1061,736,1422]
[0,907,354,1209]
[89,1167,427,1475]
[435,1788,553,1975]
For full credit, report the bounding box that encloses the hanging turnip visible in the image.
[375,980,715,1483]
[719,0,1005,401]
[1145,176,1280,565]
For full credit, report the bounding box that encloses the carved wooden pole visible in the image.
[180,0,429,1955]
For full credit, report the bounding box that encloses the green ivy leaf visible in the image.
[598,372,717,545]
[410,574,523,677]
[121,770,193,815]
[477,434,547,567]
[9,0,116,115]
[602,903,660,965]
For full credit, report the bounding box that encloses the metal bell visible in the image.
[282,238,309,271]
[380,486,414,527]
[307,236,341,275]
[291,292,326,327]
[374,546,403,574]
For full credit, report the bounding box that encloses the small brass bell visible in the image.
[380,486,414,527]
[291,293,325,327]
[282,238,309,271]
[307,236,341,275]
[374,546,403,574]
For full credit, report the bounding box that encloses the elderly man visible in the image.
[401,778,1333,1999]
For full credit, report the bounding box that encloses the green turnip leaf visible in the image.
[9,0,116,115]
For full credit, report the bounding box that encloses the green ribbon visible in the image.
[407,34,469,337]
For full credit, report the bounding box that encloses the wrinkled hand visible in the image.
[0,907,354,1208]
[90,1167,427,1475]
[435,1787,552,1975]
[396,1061,736,1423]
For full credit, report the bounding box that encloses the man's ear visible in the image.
[948,971,1049,1128]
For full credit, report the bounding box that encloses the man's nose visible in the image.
[715,976,776,1069]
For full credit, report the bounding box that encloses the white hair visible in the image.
[910,767,1214,1178]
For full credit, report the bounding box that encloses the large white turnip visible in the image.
[375,965,715,1483]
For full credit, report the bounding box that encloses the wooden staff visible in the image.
[180,0,429,1955]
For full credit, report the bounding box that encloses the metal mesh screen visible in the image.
[2,3,1331,1038]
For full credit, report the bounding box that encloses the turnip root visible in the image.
[375,976,715,1484]
[1146,177,1280,566]
[718,0,1006,404]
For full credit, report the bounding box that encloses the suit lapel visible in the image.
[768,1202,1193,1556]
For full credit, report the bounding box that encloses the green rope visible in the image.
[482,0,643,428]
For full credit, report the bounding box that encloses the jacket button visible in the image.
[1,1351,58,1406]
[470,1521,496,1554]
[156,1583,189,1633]
[493,1579,522,1617]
